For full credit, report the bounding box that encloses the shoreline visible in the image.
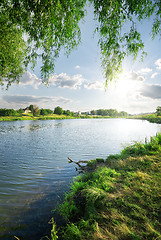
[51,134,161,240]
[0,114,113,122]
[128,114,161,124]
[1,113,161,124]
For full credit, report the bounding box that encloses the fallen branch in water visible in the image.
[68,157,88,173]
[68,157,88,165]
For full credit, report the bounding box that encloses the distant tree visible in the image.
[17,108,24,114]
[96,109,116,116]
[63,110,73,116]
[40,109,48,116]
[119,111,128,117]
[40,108,53,116]
[156,106,161,116]
[46,109,53,115]
[96,109,104,116]
[107,109,118,117]
[29,105,34,112]
[90,108,128,117]
[54,106,63,115]
[32,106,40,116]
[81,111,89,115]
[91,110,97,115]
[0,108,17,116]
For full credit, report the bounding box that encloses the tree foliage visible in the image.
[54,106,64,115]
[0,11,26,88]
[40,108,53,115]
[156,106,161,116]
[29,104,40,116]
[91,108,128,117]
[32,106,40,116]
[29,105,34,112]
[0,0,86,86]
[0,108,17,116]
[1,0,161,86]
[63,109,74,116]
[17,108,24,114]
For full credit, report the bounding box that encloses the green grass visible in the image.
[0,114,77,121]
[0,113,120,122]
[129,113,161,124]
[55,134,161,240]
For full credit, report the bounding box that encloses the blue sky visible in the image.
[1,5,161,114]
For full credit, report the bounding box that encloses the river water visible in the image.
[0,118,161,239]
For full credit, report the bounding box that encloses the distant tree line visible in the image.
[0,105,75,117]
[0,108,17,116]
[40,108,53,116]
[54,106,75,116]
[0,106,129,118]
[90,109,128,117]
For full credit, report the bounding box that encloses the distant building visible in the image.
[75,111,81,115]
[24,107,31,114]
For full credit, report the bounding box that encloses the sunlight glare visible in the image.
[109,71,143,96]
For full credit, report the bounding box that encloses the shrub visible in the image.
[0,108,17,116]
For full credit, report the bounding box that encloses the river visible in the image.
[0,118,161,239]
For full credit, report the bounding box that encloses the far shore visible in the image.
[1,113,161,124]
[0,114,119,122]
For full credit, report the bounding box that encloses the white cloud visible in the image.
[140,84,161,99]
[138,68,152,74]
[48,73,84,89]
[75,65,80,69]
[155,59,161,70]
[127,71,145,81]
[84,81,104,90]
[2,95,72,108]
[18,71,85,90]
[151,72,159,79]
[19,71,42,89]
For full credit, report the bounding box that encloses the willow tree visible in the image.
[0,0,161,87]
[0,11,26,87]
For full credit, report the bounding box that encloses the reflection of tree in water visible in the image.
[0,120,64,134]
[26,121,63,132]
[28,123,42,131]
[0,125,16,134]
[0,121,44,133]
[55,122,63,128]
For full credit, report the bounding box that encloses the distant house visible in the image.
[24,107,31,114]
[75,111,81,115]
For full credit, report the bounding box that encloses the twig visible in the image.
[68,157,88,173]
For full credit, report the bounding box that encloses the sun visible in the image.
[109,71,143,96]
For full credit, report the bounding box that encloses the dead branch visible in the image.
[68,157,88,173]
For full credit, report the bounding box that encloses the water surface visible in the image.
[0,118,161,239]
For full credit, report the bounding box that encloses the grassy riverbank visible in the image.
[0,113,77,121]
[52,134,161,240]
[0,114,112,122]
[129,113,161,124]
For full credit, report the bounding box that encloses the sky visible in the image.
[1,5,161,114]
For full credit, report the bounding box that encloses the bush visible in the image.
[17,108,24,114]
[54,106,63,115]
[0,108,17,116]
[40,108,53,115]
